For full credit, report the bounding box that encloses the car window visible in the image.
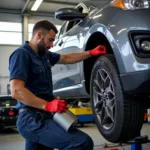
[57,5,88,38]
[66,20,79,32]
[57,22,68,39]
[65,5,88,33]
[0,99,17,107]
[78,5,88,14]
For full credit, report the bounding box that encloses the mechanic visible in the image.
[9,20,106,150]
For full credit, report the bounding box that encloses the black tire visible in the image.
[90,54,144,143]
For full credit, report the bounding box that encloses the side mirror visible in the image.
[55,8,86,21]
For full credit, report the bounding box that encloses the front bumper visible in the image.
[109,9,150,73]
[120,70,150,94]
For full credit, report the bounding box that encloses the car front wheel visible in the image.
[90,54,144,143]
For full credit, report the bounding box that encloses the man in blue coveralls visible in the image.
[9,20,106,150]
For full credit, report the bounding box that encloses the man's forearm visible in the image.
[11,87,46,110]
[63,51,90,64]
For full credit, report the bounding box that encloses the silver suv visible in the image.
[51,0,150,143]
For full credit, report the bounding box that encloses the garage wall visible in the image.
[0,13,22,22]
[0,13,62,24]
[28,15,62,25]
[0,13,20,94]
[0,13,62,94]
[0,45,19,94]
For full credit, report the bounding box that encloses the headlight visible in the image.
[111,0,150,10]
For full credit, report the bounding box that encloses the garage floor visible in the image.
[0,123,150,150]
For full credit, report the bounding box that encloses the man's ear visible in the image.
[37,31,42,39]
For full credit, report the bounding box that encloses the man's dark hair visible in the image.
[32,20,58,36]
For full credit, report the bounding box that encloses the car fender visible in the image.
[80,23,126,73]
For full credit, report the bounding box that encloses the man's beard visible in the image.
[37,39,46,56]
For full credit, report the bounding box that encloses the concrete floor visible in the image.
[0,123,150,150]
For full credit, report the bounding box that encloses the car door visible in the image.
[51,22,68,90]
[53,5,89,95]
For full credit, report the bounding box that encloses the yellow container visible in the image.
[69,107,93,115]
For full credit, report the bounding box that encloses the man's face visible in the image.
[37,29,56,56]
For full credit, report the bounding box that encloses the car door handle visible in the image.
[59,40,63,47]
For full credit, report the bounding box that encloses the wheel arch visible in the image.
[83,31,118,94]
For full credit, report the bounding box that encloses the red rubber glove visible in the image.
[89,45,106,56]
[45,99,68,113]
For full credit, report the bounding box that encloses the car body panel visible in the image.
[53,20,89,98]
[108,9,150,73]
[52,1,150,97]
[53,2,119,98]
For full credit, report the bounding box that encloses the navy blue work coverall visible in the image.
[9,41,94,150]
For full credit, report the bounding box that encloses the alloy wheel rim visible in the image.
[92,68,115,130]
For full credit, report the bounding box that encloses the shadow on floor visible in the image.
[0,128,19,135]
